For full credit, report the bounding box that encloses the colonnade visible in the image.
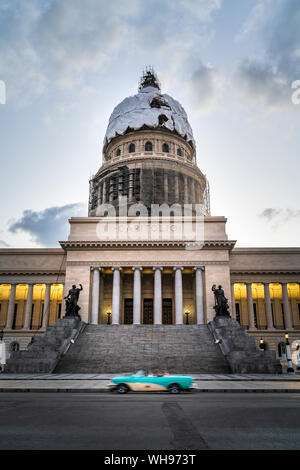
[231,281,296,330]
[1,283,60,330]
[90,266,205,325]
[96,170,199,207]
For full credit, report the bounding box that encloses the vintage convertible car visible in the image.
[110,370,194,394]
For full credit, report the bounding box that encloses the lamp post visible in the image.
[107,312,111,325]
[285,332,295,374]
[0,330,4,373]
[185,311,190,325]
[259,338,265,351]
[296,343,300,371]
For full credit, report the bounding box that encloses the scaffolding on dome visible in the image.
[203,177,211,215]
[138,66,161,92]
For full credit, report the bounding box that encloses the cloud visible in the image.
[0,0,222,104]
[259,208,300,228]
[166,0,222,22]
[185,61,223,113]
[0,240,10,248]
[235,59,291,112]
[237,1,266,39]
[259,208,282,222]
[235,0,300,112]
[8,202,86,246]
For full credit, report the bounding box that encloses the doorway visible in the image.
[163,298,173,324]
[143,298,153,324]
[124,298,133,324]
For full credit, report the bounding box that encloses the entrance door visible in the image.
[143,298,153,324]
[124,299,133,324]
[163,298,173,324]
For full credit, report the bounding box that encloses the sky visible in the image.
[0,0,300,248]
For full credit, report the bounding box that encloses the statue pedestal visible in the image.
[4,318,85,374]
[208,317,282,374]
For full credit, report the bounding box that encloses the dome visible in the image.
[103,69,195,151]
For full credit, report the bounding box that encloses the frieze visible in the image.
[231,270,300,275]
[60,240,236,250]
[0,274,65,284]
[95,154,203,178]
[66,261,229,267]
[0,270,65,276]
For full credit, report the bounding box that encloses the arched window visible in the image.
[177,148,182,156]
[116,148,121,156]
[162,143,169,153]
[129,143,135,153]
[145,141,152,151]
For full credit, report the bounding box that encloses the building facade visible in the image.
[1,70,300,362]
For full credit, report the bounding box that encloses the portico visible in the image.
[89,264,205,325]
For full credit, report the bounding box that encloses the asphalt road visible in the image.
[0,392,300,450]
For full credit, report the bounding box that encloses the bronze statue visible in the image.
[64,284,83,318]
[212,284,230,317]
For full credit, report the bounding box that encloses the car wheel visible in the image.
[117,384,129,394]
[168,383,181,394]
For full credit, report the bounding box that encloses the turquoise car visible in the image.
[110,370,194,394]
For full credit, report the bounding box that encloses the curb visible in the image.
[1,388,300,393]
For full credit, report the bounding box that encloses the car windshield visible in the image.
[134,370,168,377]
[134,370,146,377]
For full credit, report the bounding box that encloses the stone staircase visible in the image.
[54,324,231,374]
[4,318,85,374]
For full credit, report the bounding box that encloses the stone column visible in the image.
[112,267,121,324]
[129,172,134,202]
[282,282,293,330]
[173,267,184,324]
[184,176,189,204]
[97,184,101,205]
[41,283,51,329]
[153,267,163,324]
[231,283,236,319]
[174,173,179,202]
[23,283,34,330]
[5,283,17,330]
[194,267,205,324]
[132,267,142,324]
[264,282,275,330]
[118,173,123,199]
[164,172,168,204]
[102,180,107,203]
[91,267,101,325]
[109,178,114,203]
[246,282,256,330]
[191,179,195,204]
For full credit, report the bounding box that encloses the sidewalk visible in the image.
[1,373,300,393]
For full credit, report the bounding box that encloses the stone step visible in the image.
[54,324,231,374]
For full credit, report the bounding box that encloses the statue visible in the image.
[64,284,83,319]
[212,284,230,317]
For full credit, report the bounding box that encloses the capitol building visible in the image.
[1,69,300,368]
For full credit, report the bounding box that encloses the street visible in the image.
[0,392,300,450]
